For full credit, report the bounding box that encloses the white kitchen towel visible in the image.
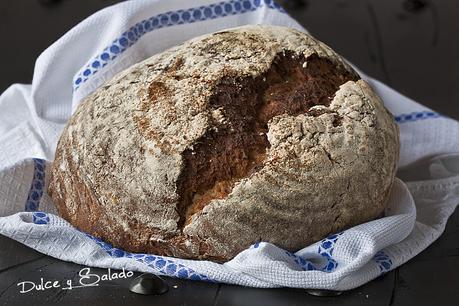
[0,0,458,291]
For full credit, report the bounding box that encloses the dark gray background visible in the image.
[0,1,458,305]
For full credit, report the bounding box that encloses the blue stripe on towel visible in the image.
[32,211,50,225]
[85,233,213,282]
[372,250,393,273]
[394,111,441,123]
[25,158,46,212]
[73,0,285,91]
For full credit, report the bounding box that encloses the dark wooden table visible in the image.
[1,1,458,305]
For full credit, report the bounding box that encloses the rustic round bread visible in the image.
[49,25,399,262]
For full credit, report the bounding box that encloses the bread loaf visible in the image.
[48,25,399,262]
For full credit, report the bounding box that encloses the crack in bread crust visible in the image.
[176,52,359,229]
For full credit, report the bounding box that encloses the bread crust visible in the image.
[48,25,399,261]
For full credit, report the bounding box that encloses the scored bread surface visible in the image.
[49,25,399,261]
